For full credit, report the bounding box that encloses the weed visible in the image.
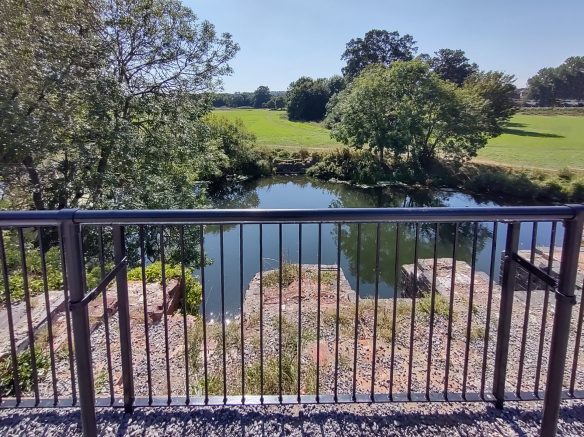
[262,263,298,288]
[303,361,318,394]
[0,347,49,397]
[469,326,486,341]
[192,373,223,396]
[127,261,202,314]
[94,370,109,393]
[246,353,297,395]
[418,293,450,318]
[188,318,204,371]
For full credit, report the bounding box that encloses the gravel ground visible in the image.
[1,400,584,436]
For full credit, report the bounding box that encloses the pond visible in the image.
[198,176,562,319]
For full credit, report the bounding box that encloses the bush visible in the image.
[460,164,584,202]
[262,263,298,288]
[307,148,388,185]
[0,236,63,303]
[127,261,202,315]
[0,347,49,397]
[204,115,273,178]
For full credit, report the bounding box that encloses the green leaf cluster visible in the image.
[327,60,491,168]
[127,261,202,315]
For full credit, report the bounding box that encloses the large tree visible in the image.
[463,71,517,135]
[327,61,491,167]
[0,0,239,210]
[341,30,417,79]
[426,49,479,85]
[527,57,584,105]
[253,85,271,108]
[286,77,332,121]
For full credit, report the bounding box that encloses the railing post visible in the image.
[112,225,134,412]
[493,221,520,409]
[541,209,584,436]
[61,213,97,437]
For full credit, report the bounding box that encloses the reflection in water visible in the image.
[200,176,561,317]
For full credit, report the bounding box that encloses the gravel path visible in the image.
[1,400,584,436]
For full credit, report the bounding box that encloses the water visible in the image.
[199,176,562,319]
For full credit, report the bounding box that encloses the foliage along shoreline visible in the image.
[261,147,584,204]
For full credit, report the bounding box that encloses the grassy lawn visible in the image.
[478,114,584,171]
[215,109,584,171]
[213,108,342,151]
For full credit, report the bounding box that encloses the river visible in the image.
[198,176,561,319]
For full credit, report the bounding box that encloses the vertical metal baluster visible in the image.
[220,225,227,404]
[570,275,584,395]
[351,224,361,400]
[516,222,538,398]
[97,227,114,405]
[180,226,190,404]
[407,223,420,399]
[63,216,96,434]
[541,212,584,436]
[535,222,556,396]
[139,226,153,405]
[0,230,20,403]
[480,221,498,398]
[17,228,39,404]
[37,228,58,404]
[493,222,521,409]
[57,226,76,404]
[370,223,381,400]
[200,225,209,404]
[462,222,479,399]
[389,223,400,400]
[160,225,171,404]
[278,223,283,401]
[297,224,302,402]
[334,223,341,401]
[112,226,134,413]
[316,223,322,401]
[444,223,459,399]
[259,224,264,403]
[240,224,245,403]
[426,223,439,400]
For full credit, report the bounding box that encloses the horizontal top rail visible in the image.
[0,205,582,226]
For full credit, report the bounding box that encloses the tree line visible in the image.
[526,57,584,106]
[212,88,285,109]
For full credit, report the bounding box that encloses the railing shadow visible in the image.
[1,401,583,436]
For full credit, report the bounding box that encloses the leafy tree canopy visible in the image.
[527,56,584,105]
[286,76,346,122]
[326,61,491,168]
[253,85,271,108]
[423,49,479,85]
[463,71,517,135]
[341,29,417,79]
[0,0,240,210]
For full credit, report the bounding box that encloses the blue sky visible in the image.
[187,0,584,92]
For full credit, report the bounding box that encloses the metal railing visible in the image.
[0,206,583,436]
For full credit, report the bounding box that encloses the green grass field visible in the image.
[214,108,342,150]
[477,114,584,171]
[214,109,584,171]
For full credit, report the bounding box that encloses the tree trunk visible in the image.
[22,155,45,210]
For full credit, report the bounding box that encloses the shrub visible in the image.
[418,293,450,318]
[0,237,63,303]
[298,148,310,160]
[262,263,298,288]
[0,347,49,397]
[557,167,575,181]
[127,261,202,315]
[307,148,388,185]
